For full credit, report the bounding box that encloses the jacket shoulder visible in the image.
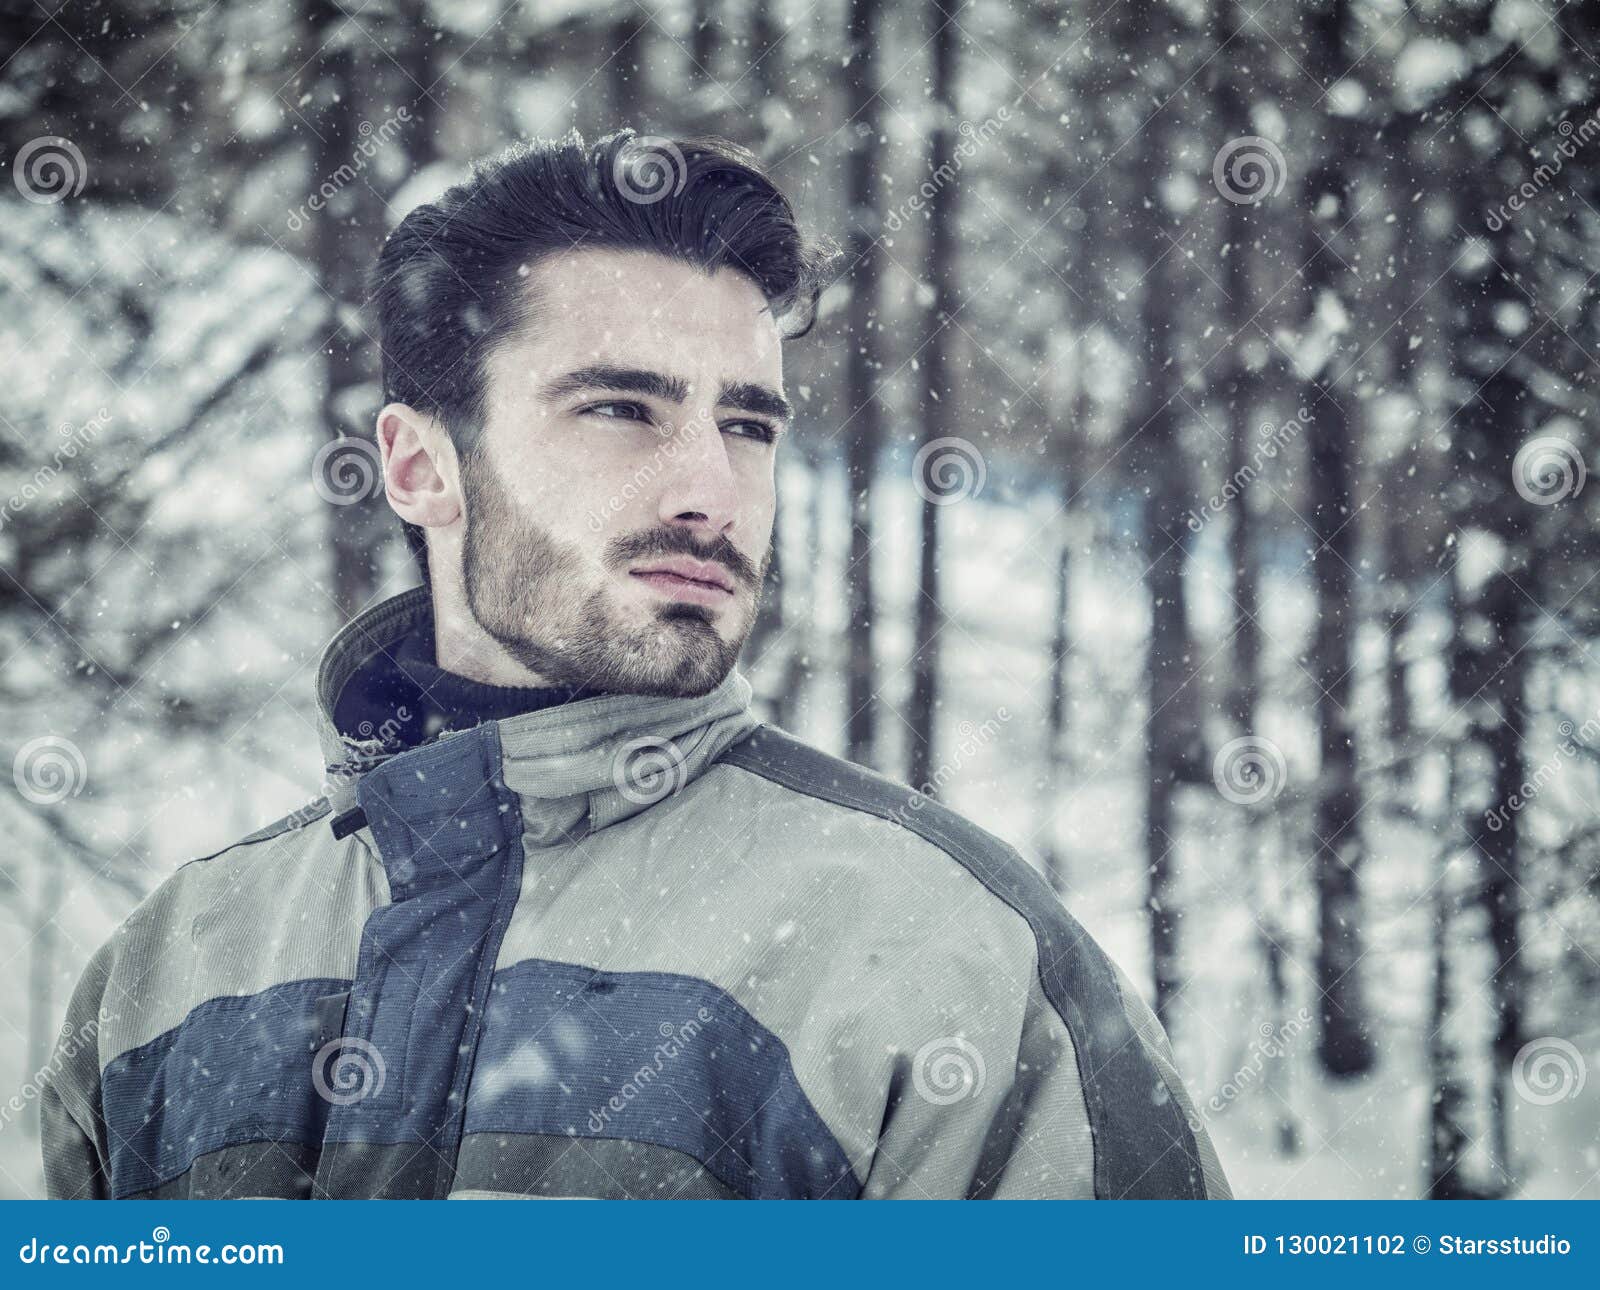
[716,724,1210,1200]
[717,724,1050,913]
[112,797,336,946]
[179,796,333,871]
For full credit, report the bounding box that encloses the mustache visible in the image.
[607,527,764,589]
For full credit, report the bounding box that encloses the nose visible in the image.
[657,409,740,536]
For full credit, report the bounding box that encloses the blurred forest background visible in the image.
[3,0,1600,1199]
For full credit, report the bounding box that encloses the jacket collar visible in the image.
[314,586,758,840]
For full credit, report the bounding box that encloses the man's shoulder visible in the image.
[714,726,1214,1200]
[714,724,1067,939]
[712,724,1136,1044]
[183,797,334,870]
[717,725,1032,867]
[112,797,337,947]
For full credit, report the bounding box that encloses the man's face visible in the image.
[458,248,787,697]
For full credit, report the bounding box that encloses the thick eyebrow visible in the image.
[539,364,792,423]
[718,380,793,423]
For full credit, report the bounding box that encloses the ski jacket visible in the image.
[42,586,1231,1199]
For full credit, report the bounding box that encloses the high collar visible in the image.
[314,586,758,840]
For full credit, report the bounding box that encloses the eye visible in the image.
[721,419,780,444]
[579,400,653,425]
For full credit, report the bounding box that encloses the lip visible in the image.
[628,557,737,606]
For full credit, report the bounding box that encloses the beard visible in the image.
[459,447,769,697]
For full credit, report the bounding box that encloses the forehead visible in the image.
[508,248,784,390]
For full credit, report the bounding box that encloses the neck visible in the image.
[391,595,601,735]
[428,571,555,689]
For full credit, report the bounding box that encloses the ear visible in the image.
[376,403,461,530]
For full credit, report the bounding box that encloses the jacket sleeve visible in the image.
[862,958,1232,1199]
[1104,959,1233,1199]
[40,938,116,1199]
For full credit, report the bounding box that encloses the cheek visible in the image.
[505,434,637,528]
[734,455,777,542]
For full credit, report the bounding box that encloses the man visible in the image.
[42,130,1229,1200]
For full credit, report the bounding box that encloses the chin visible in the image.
[633,613,743,697]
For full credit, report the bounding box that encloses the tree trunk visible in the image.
[690,0,717,79]
[1041,513,1072,894]
[1301,0,1374,1078]
[906,1,957,796]
[1216,0,1263,739]
[842,0,885,769]
[1131,101,1201,1029]
[308,0,391,621]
